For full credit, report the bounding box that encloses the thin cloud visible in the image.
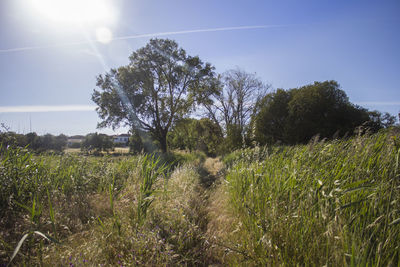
[0,25,283,53]
[0,105,96,113]
[356,101,400,106]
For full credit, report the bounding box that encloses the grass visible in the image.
[217,129,400,265]
[1,130,399,266]
[0,147,143,265]
[42,163,211,266]
[0,146,211,266]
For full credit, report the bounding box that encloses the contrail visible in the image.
[0,105,96,113]
[0,25,283,53]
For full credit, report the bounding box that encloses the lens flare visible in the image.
[95,27,113,44]
[30,0,115,24]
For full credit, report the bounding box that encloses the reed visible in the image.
[222,130,400,265]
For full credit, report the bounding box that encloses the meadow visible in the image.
[1,129,399,266]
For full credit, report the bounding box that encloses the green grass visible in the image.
[2,130,399,266]
[0,145,210,266]
[221,130,400,265]
[0,147,144,265]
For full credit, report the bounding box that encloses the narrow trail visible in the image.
[198,157,224,188]
[192,157,230,266]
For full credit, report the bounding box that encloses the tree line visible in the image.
[92,38,398,154]
[0,129,67,152]
[1,39,397,155]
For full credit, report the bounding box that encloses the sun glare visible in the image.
[31,0,115,24]
[96,27,113,44]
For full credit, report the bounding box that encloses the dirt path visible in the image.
[198,157,224,187]
[192,157,230,266]
[197,157,246,265]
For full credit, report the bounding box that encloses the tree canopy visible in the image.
[81,132,113,153]
[168,118,223,156]
[253,80,394,145]
[92,38,218,152]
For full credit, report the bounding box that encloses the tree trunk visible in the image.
[159,133,168,153]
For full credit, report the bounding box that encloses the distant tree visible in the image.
[0,131,27,149]
[168,118,223,156]
[26,132,41,150]
[364,110,397,131]
[129,130,144,154]
[253,81,372,145]
[204,68,269,149]
[81,133,113,153]
[41,134,54,151]
[53,134,67,152]
[92,38,218,153]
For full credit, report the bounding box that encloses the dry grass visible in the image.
[64,148,81,153]
[113,147,130,154]
[41,163,214,266]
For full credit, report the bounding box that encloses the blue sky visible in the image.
[0,0,399,135]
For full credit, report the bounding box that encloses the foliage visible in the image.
[136,155,170,224]
[0,147,144,264]
[41,159,210,266]
[168,118,223,156]
[81,132,113,153]
[129,129,144,154]
[92,38,218,152]
[365,110,398,132]
[0,131,67,152]
[222,130,400,265]
[253,80,395,145]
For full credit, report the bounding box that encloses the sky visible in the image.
[0,0,399,136]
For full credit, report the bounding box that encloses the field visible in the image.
[65,147,130,154]
[1,130,399,266]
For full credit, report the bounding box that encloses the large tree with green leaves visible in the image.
[253,80,382,145]
[92,39,218,152]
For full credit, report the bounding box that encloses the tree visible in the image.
[204,68,269,149]
[129,129,144,154]
[81,133,113,153]
[168,118,223,156]
[253,81,372,145]
[364,110,396,132]
[253,89,292,145]
[92,39,218,153]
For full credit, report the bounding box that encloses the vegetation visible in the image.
[204,68,269,150]
[253,80,397,145]
[92,38,219,153]
[215,129,400,265]
[81,132,114,153]
[1,38,399,266]
[0,130,67,152]
[168,118,223,156]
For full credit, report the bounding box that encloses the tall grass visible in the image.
[1,144,210,265]
[223,130,400,265]
[0,145,143,265]
[136,154,170,224]
[42,162,211,266]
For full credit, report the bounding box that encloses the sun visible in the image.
[30,0,115,25]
